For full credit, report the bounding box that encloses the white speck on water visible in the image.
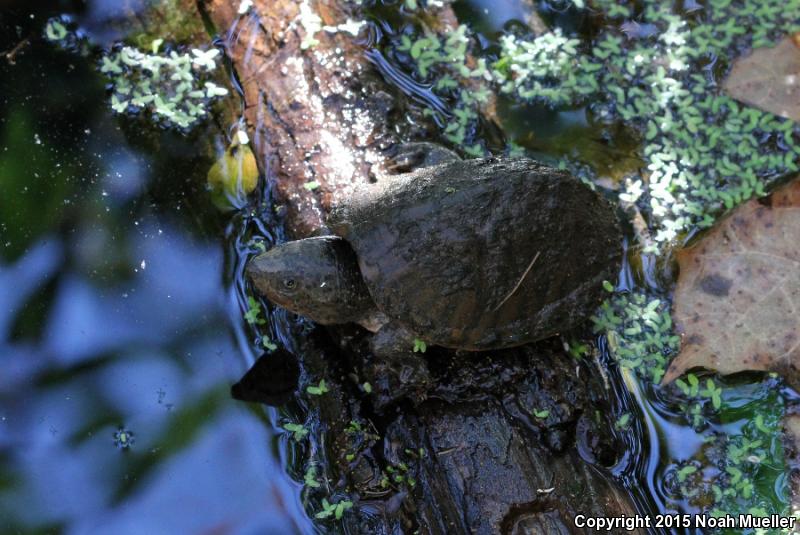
[34,133,41,145]
[140,260,146,270]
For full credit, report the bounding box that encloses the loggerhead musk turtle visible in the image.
[247,146,622,357]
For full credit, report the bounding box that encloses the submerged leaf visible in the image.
[723,35,800,121]
[662,178,800,389]
[207,140,259,210]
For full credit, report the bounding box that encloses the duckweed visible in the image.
[306,379,330,396]
[100,42,228,129]
[591,292,679,384]
[283,422,309,441]
[688,388,787,522]
[391,0,800,244]
[393,23,491,156]
[304,466,322,488]
[315,498,353,520]
[491,0,800,246]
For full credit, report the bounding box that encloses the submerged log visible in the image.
[200,0,645,532]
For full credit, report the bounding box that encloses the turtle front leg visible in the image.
[363,321,431,410]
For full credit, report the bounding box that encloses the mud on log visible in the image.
[201,0,643,532]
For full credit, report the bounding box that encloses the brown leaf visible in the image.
[662,178,800,389]
[723,35,800,121]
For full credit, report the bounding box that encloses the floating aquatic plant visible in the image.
[494,29,582,107]
[283,422,309,441]
[113,426,135,449]
[672,373,723,430]
[244,296,266,325]
[304,466,322,488]
[43,16,90,54]
[670,385,788,521]
[306,379,330,396]
[591,292,679,384]
[44,17,69,42]
[100,41,228,129]
[490,0,800,247]
[394,24,491,156]
[315,497,353,520]
[43,16,227,130]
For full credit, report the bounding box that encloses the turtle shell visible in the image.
[328,158,622,350]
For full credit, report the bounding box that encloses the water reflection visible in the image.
[0,8,307,534]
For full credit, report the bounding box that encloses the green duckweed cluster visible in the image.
[664,384,790,525]
[44,17,229,130]
[493,0,800,245]
[591,292,679,384]
[589,288,771,530]
[395,25,492,156]
[315,498,354,520]
[100,43,228,129]
[43,16,92,56]
[674,373,723,430]
[494,28,583,107]
[392,0,800,245]
[44,17,69,42]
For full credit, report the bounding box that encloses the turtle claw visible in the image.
[363,351,431,411]
[364,321,432,410]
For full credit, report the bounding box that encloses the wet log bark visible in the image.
[202,0,402,238]
[201,0,645,533]
[379,345,644,534]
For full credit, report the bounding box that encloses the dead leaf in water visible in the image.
[723,35,800,121]
[662,178,800,390]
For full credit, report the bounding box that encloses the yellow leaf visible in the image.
[207,139,258,210]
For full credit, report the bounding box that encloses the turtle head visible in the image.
[246,236,374,325]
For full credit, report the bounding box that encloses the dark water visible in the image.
[0,7,310,534]
[1,1,794,534]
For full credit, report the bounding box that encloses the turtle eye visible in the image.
[283,278,297,290]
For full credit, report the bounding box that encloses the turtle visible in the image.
[246,145,622,358]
